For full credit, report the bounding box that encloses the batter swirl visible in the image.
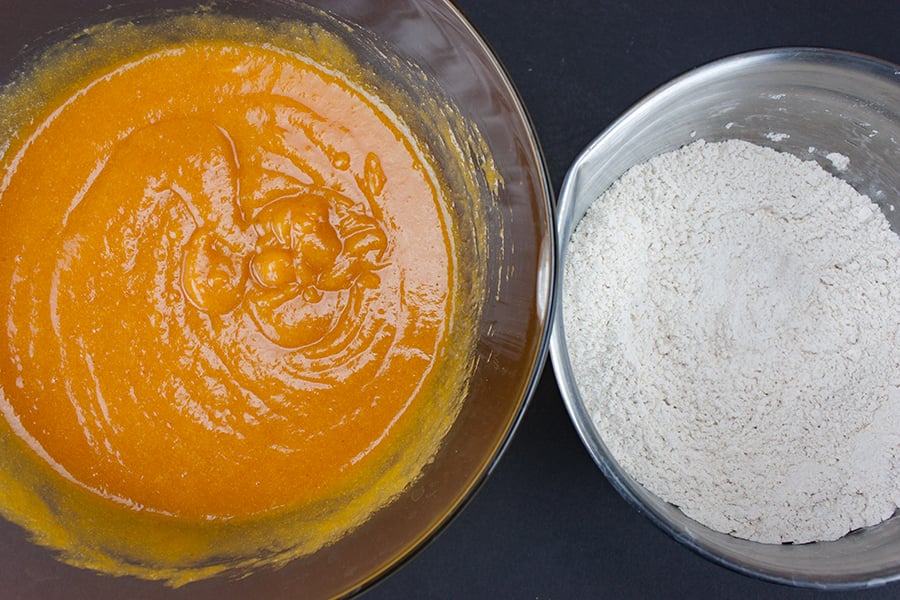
[0,42,455,519]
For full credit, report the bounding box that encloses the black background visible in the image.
[364,1,900,599]
[4,1,900,598]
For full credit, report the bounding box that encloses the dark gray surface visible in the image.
[364,1,900,599]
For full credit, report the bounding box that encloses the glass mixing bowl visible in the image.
[550,48,900,590]
[0,1,553,597]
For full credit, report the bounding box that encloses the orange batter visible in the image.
[0,39,455,521]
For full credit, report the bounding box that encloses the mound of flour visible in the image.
[563,139,900,544]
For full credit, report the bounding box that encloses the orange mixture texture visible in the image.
[0,42,455,520]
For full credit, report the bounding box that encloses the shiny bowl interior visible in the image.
[0,0,553,598]
[550,48,900,590]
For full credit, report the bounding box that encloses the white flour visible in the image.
[563,139,900,544]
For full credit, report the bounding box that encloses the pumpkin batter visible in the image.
[0,9,487,584]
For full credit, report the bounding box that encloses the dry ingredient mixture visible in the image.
[564,139,900,544]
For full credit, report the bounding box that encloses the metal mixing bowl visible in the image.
[0,1,553,597]
[550,48,900,589]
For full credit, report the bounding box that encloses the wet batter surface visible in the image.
[0,11,483,583]
[1,40,453,519]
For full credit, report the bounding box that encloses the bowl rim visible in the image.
[549,46,900,591]
[356,1,557,595]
